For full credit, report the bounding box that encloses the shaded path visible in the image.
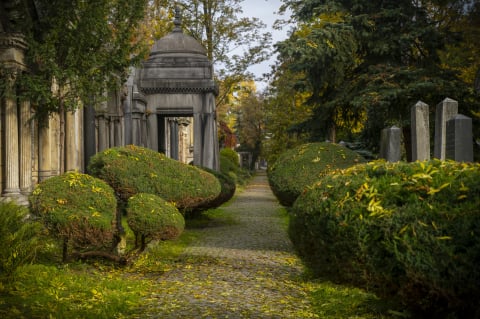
[142,171,317,318]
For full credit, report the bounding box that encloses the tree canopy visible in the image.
[273,0,480,151]
[13,0,149,121]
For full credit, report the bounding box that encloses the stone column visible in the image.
[38,125,52,181]
[434,98,458,160]
[97,114,108,152]
[113,116,123,147]
[169,119,179,160]
[65,111,76,171]
[19,99,32,193]
[411,101,430,161]
[193,93,219,170]
[3,86,21,196]
[84,104,97,168]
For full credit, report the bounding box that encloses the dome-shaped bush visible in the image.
[220,148,239,168]
[30,172,117,258]
[126,193,185,251]
[87,145,221,211]
[267,142,365,206]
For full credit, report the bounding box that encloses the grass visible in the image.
[307,280,410,319]
[0,217,202,319]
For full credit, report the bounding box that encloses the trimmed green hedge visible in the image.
[30,172,117,257]
[290,160,480,318]
[267,142,365,206]
[87,145,221,212]
[195,167,236,212]
[126,193,185,251]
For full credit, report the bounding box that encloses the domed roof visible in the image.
[148,8,207,58]
[137,7,217,95]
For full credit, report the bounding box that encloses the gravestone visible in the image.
[380,126,402,162]
[411,101,430,161]
[446,114,473,162]
[434,98,458,160]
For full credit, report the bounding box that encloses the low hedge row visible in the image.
[268,142,365,207]
[290,160,480,318]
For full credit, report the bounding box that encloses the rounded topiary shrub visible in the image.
[220,148,239,168]
[267,142,365,206]
[30,172,117,259]
[290,160,480,318]
[126,193,185,251]
[87,145,221,211]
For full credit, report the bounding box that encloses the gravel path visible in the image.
[142,171,317,318]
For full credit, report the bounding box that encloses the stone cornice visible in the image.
[139,80,219,96]
[141,86,218,95]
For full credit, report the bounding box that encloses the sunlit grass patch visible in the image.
[0,264,149,319]
[308,280,409,319]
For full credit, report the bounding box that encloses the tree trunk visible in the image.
[62,238,68,262]
[203,0,214,61]
[328,122,336,143]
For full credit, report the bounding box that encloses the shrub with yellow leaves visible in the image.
[290,159,480,318]
[30,171,117,261]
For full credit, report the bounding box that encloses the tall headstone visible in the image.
[411,101,430,161]
[380,125,402,162]
[434,98,458,160]
[446,114,473,162]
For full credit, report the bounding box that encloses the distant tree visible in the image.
[277,0,480,151]
[235,82,266,168]
[263,67,313,164]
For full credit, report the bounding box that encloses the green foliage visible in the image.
[276,0,480,150]
[87,145,221,211]
[263,69,313,164]
[0,202,42,282]
[127,193,185,250]
[29,171,117,252]
[291,160,480,317]
[220,148,240,167]
[194,167,237,212]
[0,264,148,319]
[220,152,251,186]
[11,0,148,122]
[267,142,365,206]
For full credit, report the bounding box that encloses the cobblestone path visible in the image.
[143,171,317,318]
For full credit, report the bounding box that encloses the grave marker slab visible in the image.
[434,98,458,160]
[411,101,430,161]
[446,114,473,162]
[380,126,402,162]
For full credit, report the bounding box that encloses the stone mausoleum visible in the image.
[0,2,219,204]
